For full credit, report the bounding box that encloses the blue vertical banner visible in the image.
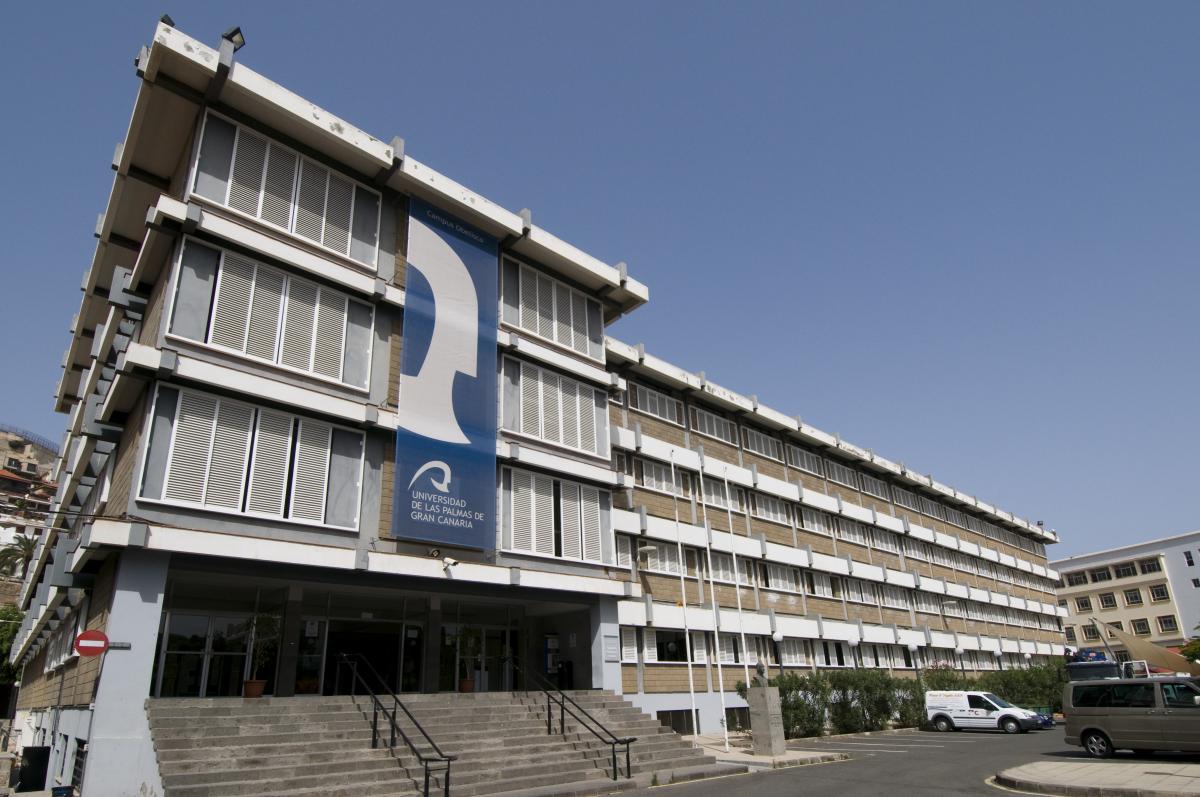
[393,198,498,549]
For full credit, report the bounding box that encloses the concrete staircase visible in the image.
[147,691,741,797]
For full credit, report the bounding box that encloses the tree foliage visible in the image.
[0,603,24,683]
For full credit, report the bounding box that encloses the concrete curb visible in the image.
[994,771,1196,797]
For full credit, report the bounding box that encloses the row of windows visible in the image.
[620,628,1037,671]
[619,379,1047,559]
[499,259,605,362]
[1067,583,1170,613]
[499,467,610,565]
[169,239,374,390]
[501,358,609,458]
[615,534,1060,630]
[1066,614,1180,642]
[192,112,381,268]
[139,385,365,530]
[617,454,1055,596]
[1062,558,1162,586]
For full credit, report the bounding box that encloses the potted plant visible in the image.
[242,613,280,698]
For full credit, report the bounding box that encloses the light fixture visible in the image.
[1023,652,1032,660]
[222,26,246,52]
[953,647,965,656]
[848,638,860,648]
[993,649,1002,657]
[907,643,919,653]
[772,631,784,643]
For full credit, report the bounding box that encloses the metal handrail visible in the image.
[336,653,456,797]
[509,658,636,780]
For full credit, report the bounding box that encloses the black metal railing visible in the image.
[510,659,635,780]
[336,653,456,797]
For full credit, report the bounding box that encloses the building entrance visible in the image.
[439,624,518,692]
[321,619,424,695]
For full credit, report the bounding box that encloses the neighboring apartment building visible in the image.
[0,425,58,481]
[9,21,1065,795]
[1052,530,1200,658]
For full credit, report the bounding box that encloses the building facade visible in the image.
[0,425,59,481]
[10,21,1065,796]
[1052,531,1200,658]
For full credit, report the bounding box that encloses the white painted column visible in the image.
[80,549,170,797]
[590,597,622,692]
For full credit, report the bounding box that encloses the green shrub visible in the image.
[893,677,926,728]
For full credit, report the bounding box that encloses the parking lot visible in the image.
[646,728,1070,796]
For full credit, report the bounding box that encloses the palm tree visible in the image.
[0,535,38,577]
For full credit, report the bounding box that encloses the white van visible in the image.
[925,690,1041,733]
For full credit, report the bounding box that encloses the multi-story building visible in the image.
[1052,531,1200,658]
[0,425,58,480]
[9,20,1064,795]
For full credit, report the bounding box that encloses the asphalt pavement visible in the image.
[640,727,1072,797]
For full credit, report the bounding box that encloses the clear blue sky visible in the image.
[2,2,1196,557]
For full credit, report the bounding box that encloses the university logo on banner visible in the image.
[393,199,498,549]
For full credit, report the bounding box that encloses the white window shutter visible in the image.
[209,253,254,352]
[691,632,707,664]
[520,362,541,437]
[511,470,533,552]
[246,265,284,363]
[541,371,561,444]
[164,391,217,505]
[570,294,589,354]
[313,288,347,380]
[580,486,602,563]
[560,379,579,449]
[260,144,297,229]
[290,420,332,522]
[719,634,735,664]
[616,535,631,567]
[532,474,555,555]
[642,629,658,663]
[281,277,318,371]
[323,174,353,255]
[536,274,555,340]
[519,266,538,333]
[645,543,660,572]
[621,628,638,661]
[295,160,329,243]
[204,400,254,510]
[578,388,596,454]
[560,483,582,559]
[746,640,759,666]
[228,127,267,216]
[554,283,572,347]
[246,410,294,516]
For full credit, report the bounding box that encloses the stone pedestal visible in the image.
[746,685,786,757]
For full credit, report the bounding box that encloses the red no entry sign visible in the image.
[74,629,109,657]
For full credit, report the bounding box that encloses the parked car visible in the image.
[926,690,1042,733]
[1064,677,1200,758]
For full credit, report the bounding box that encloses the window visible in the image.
[1185,551,1195,567]
[1106,621,1123,638]
[708,552,736,583]
[615,535,633,568]
[628,383,684,425]
[700,477,745,512]
[1065,572,1088,587]
[1123,588,1143,606]
[859,472,890,500]
[500,259,605,361]
[1074,597,1092,612]
[1193,578,1200,588]
[1088,567,1112,583]
[501,467,610,564]
[891,485,921,513]
[815,640,852,668]
[798,507,830,535]
[869,528,901,554]
[690,407,736,445]
[1161,682,1200,709]
[146,386,363,530]
[752,493,789,524]
[834,517,867,546]
[842,578,876,604]
[1139,558,1162,574]
[5,457,17,468]
[1131,618,1151,635]
[1057,599,1068,608]
[24,462,37,473]
[778,638,807,665]
[634,458,690,497]
[639,541,682,575]
[902,538,929,561]
[716,633,746,664]
[1098,592,1117,610]
[1113,562,1137,578]
[1082,625,1100,641]
[170,240,374,388]
[620,628,638,662]
[742,427,783,461]
[762,563,796,592]
[1149,584,1170,602]
[191,112,380,267]
[824,459,858,489]
[879,584,910,610]
[1158,615,1179,634]
[805,571,835,598]
[642,629,703,663]
[1072,683,1154,708]
[501,358,609,457]
[1064,627,1076,643]
[786,446,824,477]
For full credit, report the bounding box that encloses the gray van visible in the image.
[1064,677,1200,758]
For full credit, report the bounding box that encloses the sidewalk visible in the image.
[996,760,1200,796]
[686,733,848,770]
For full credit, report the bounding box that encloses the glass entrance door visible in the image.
[155,612,251,697]
[440,624,516,692]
